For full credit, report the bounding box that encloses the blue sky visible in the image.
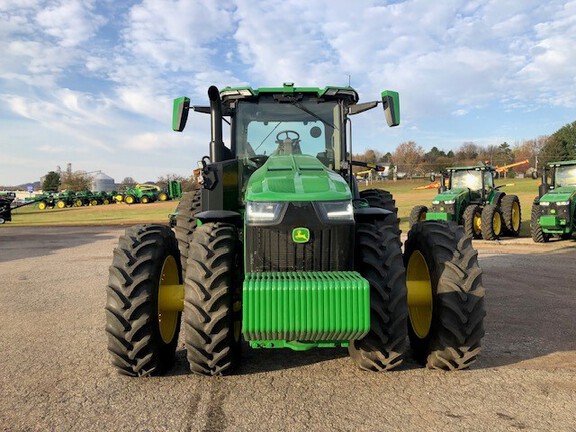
[1,0,575,186]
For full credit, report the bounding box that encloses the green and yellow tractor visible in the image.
[410,163,521,240]
[105,83,485,377]
[531,160,576,242]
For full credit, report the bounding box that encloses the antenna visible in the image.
[348,74,351,87]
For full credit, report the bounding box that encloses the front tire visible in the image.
[359,189,400,234]
[404,221,485,370]
[175,190,202,274]
[481,204,503,240]
[105,224,183,376]
[409,205,428,228]
[531,201,550,243]
[349,222,407,371]
[463,205,482,239]
[501,195,521,236]
[184,222,241,376]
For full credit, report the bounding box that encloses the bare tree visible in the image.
[60,171,91,192]
[393,141,425,179]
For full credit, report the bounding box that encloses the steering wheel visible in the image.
[276,130,300,142]
[275,130,301,155]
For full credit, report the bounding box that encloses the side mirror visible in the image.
[381,90,400,127]
[172,96,190,132]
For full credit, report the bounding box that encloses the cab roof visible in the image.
[546,160,576,167]
[446,163,495,172]
[219,82,359,104]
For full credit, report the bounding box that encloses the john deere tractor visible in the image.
[410,163,521,240]
[531,160,576,242]
[105,83,485,377]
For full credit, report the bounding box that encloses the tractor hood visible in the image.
[432,187,469,202]
[540,186,576,203]
[245,154,351,202]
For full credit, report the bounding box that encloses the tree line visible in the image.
[354,120,576,179]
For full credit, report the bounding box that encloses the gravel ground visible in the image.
[0,226,575,432]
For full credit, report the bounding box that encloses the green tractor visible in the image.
[410,163,521,240]
[531,160,576,242]
[55,191,77,208]
[158,180,182,201]
[105,83,485,377]
[123,184,160,204]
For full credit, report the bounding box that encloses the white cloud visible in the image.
[2,0,576,185]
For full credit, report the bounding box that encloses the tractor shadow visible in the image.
[0,226,122,263]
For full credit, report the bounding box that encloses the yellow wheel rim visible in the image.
[142,197,149,203]
[406,250,433,339]
[115,195,123,202]
[38,202,46,210]
[159,193,168,201]
[511,202,520,231]
[473,211,482,235]
[493,211,502,236]
[125,196,134,204]
[157,255,182,343]
[57,201,65,208]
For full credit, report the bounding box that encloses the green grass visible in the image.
[4,201,177,227]
[5,178,543,234]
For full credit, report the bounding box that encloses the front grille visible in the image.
[245,202,354,272]
[541,203,570,219]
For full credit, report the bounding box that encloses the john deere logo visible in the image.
[292,227,310,243]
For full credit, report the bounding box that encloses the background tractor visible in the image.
[531,160,576,242]
[105,83,485,377]
[410,163,521,240]
[121,184,161,204]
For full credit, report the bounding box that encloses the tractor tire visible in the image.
[56,200,66,209]
[463,205,482,239]
[90,199,98,206]
[404,221,485,370]
[175,190,202,274]
[481,204,503,240]
[115,194,124,203]
[103,199,110,205]
[501,195,521,237]
[359,189,400,235]
[75,199,83,207]
[125,195,135,205]
[141,196,150,204]
[409,205,428,228]
[184,222,241,376]
[531,201,550,243]
[38,201,47,210]
[349,222,407,371]
[105,224,183,376]
[158,192,168,201]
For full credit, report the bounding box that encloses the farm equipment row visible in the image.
[29,191,119,210]
[114,181,182,205]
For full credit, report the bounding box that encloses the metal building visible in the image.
[92,172,115,192]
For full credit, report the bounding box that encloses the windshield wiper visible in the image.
[291,101,338,131]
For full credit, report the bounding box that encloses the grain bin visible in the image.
[92,172,115,192]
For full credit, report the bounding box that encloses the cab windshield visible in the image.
[234,96,342,169]
[451,170,483,190]
[555,165,576,186]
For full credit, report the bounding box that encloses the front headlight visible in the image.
[556,201,570,206]
[443,200,455,205]
[540,202,550,206]
[245,201,286,225]
[315,200,354,221]
[432,200,440,205]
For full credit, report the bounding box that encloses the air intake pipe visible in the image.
[208,85,224,163]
